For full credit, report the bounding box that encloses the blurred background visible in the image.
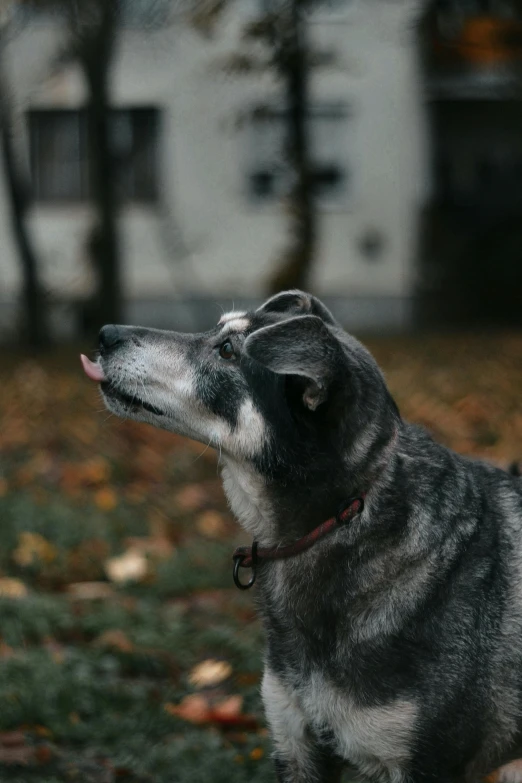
[0,0,520,781]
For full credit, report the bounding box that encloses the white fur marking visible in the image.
[221,457,275,542]
[262,669,415,782]
[218,311,247,325]
[492,760,522,783]
[219,318,250,336]
[299,671,417,772]
[226,398,266,457]
[262,668,313,777]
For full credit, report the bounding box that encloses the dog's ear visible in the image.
[256,290,338,326]
[244,315,343,411]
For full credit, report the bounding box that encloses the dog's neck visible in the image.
[221,427,400,547]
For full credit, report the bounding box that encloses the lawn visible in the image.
[0,332,520,782]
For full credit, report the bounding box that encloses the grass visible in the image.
[0,332,520,781]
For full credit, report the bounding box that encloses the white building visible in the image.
[0,0,429,336]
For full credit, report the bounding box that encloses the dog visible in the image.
[81,290,522,783]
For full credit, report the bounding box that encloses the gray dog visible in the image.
[81,290,522,783]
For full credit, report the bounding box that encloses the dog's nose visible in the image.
[99,325,123,352]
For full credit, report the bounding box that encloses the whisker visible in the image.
[191,439,213,465]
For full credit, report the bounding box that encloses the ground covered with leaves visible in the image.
[0,333,520,782]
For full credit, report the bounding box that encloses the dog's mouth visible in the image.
[81,354,166,417]
[101,382,166,417]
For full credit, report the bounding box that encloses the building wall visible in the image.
[0,0,429,332]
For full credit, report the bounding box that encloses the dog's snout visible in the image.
[99,324,124,353]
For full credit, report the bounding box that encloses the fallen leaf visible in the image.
[211,695,258,729]
[82,457,111,485]
[196,510,228,538]
[105,549,148,584]
[0,732,26,747]
[13,533,57,567]
[164,694,210,724]
[67,539,110,582]
[34,745,53,764]
[189,659,232,688]
[0,578,28,598]
[34,726,52,738]
[67,582,115,600]
[213,695,243,719]
[94,487,118,511]
[175,484,209,511]
[94,629,134,653]
[164,694,258,729]
[0,731,34,765]
[0,745,34,765]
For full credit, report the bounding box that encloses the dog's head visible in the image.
[81,291,399,483]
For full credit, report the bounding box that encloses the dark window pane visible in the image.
[28,107,160,204]
[29,110,88,201]
[127,108,160,202]
[313,164,345,195]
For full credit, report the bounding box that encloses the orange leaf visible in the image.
[94,487,118,511]
[212,695,243,719]
[0,578,28,599]
[13,533,56,567]
[34,726,52,738]
[175,484,209,511]
[196,511,228,538]
[34,745,53,764]
[164,694,210,724]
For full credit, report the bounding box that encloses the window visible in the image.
[247,105,351,208]
[28,108,160,204]
[29,110,88,202]
[432,102,522,213]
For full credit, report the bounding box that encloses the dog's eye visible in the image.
[219,341,236,361]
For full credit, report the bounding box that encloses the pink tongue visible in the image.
[80,354,105,382]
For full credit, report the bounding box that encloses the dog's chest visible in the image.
[298,672,417,775]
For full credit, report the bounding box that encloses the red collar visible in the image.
[232,494,366,590]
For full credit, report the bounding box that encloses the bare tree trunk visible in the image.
[69,0,121,329]
[0,62,49,350]
[268,0,316,293]
[85,66,121,327]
